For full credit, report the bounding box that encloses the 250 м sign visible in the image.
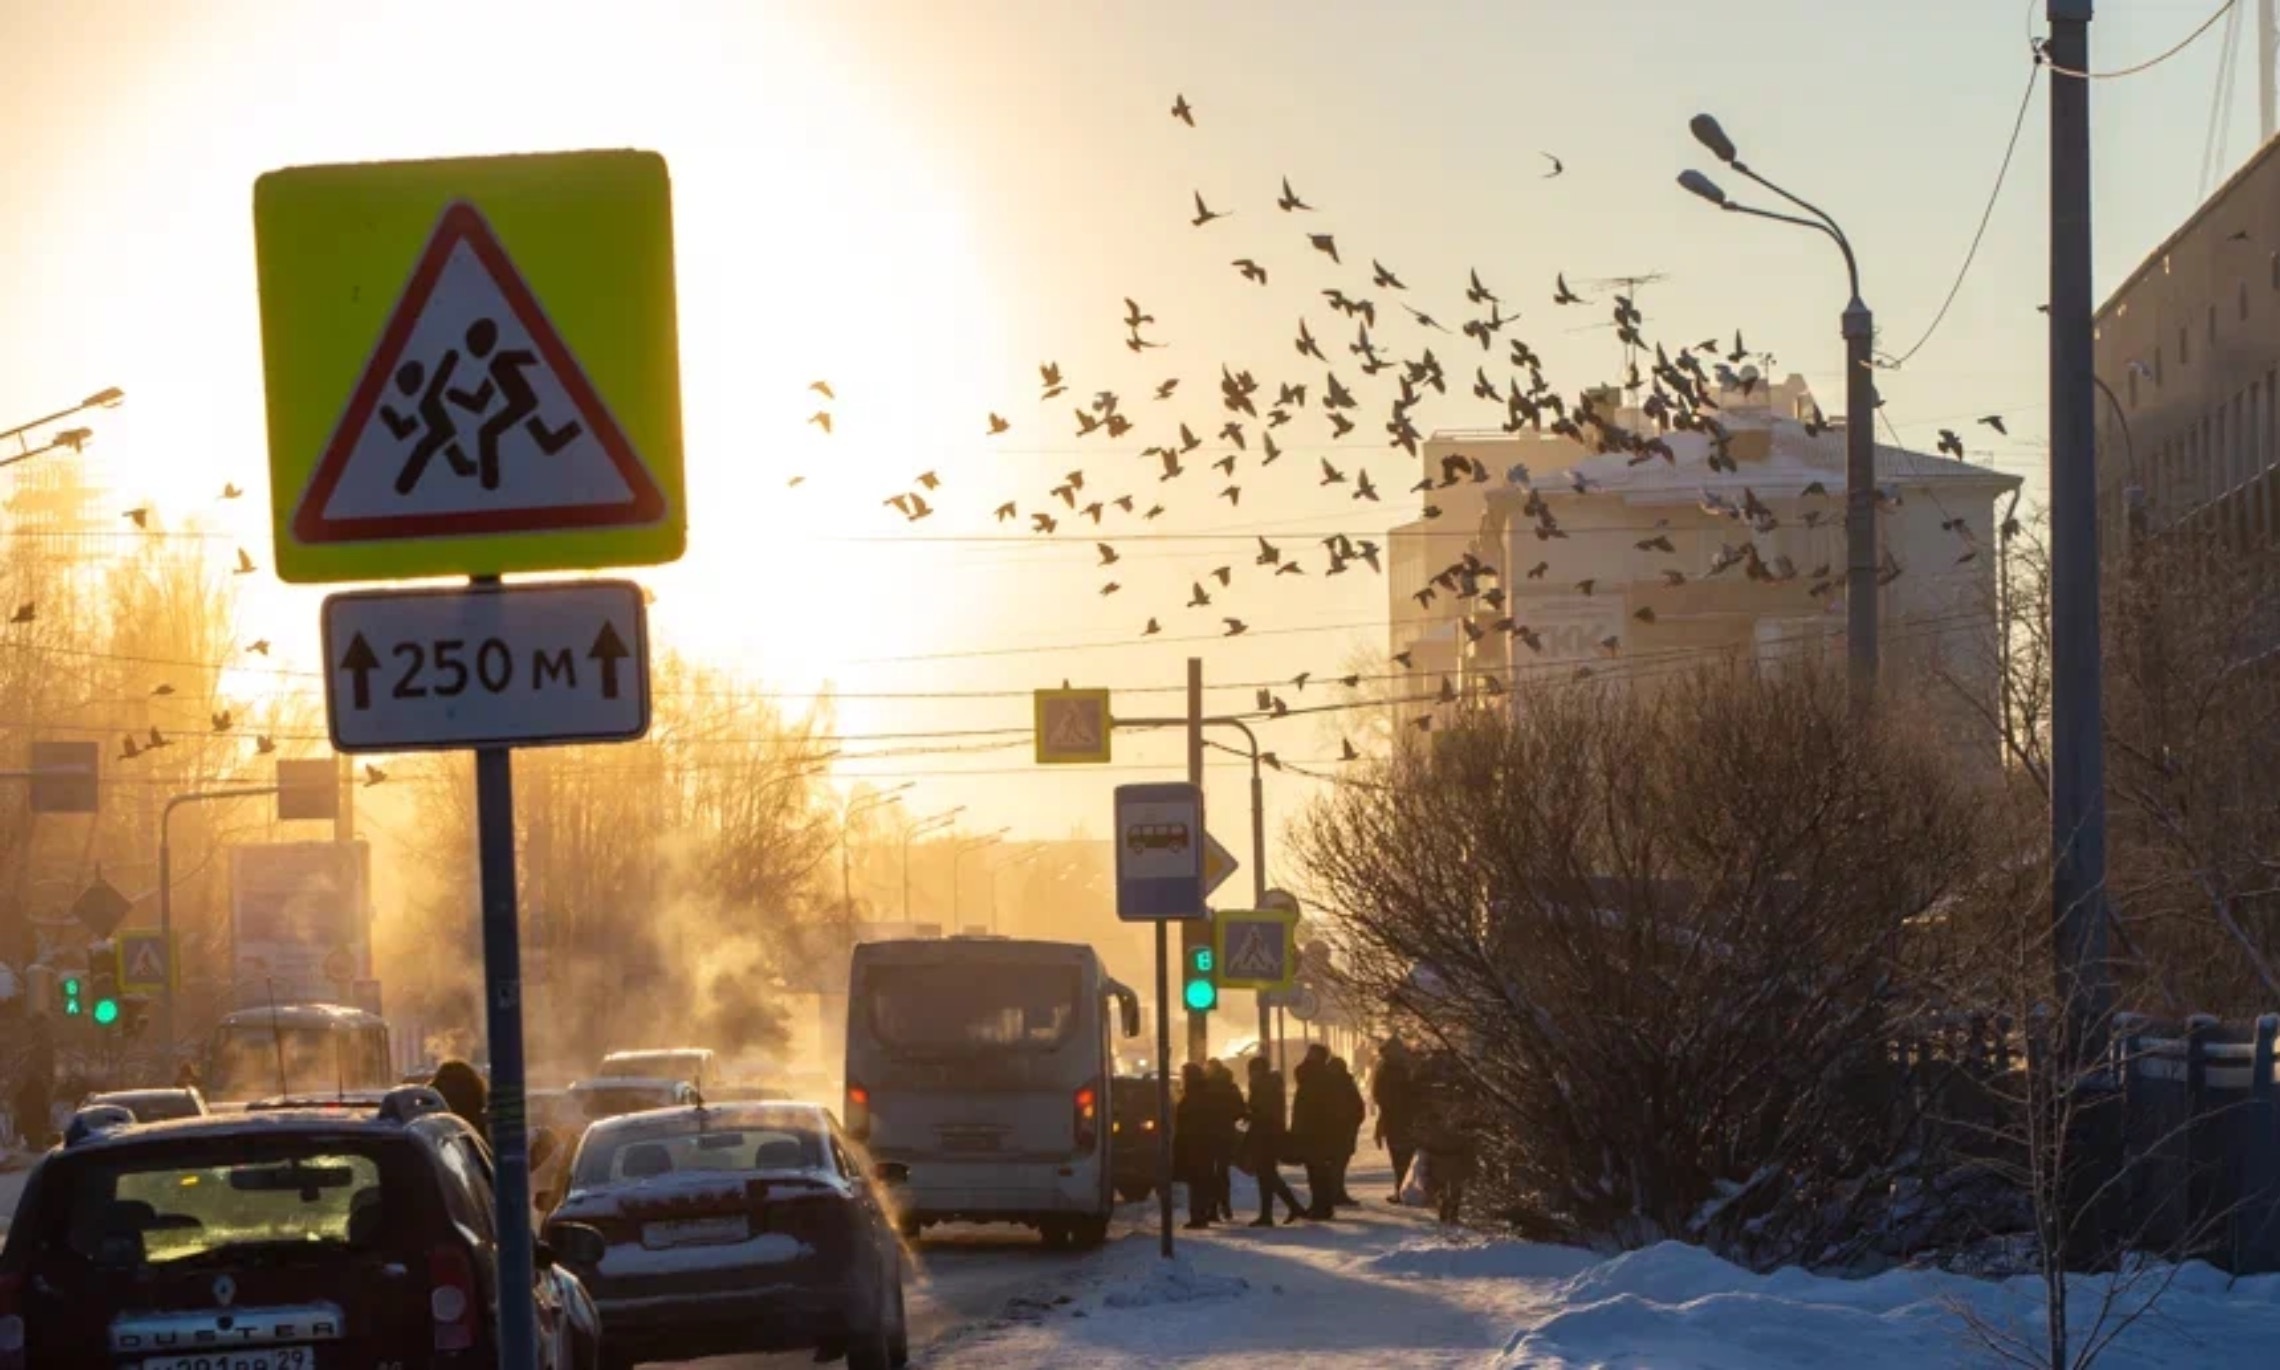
[320,579,650,753]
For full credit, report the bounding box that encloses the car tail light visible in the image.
[428,1244,480,1353]
[846,1083,871,1140]
[0,1270,24,1370]
[1074,1080,1101,1151]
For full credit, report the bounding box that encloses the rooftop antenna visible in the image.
[1576,272,1669,400]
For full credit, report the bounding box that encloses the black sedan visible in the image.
[545,1101,908,1369]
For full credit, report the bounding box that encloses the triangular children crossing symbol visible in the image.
[126,940,165,983]
[291,202,666,545]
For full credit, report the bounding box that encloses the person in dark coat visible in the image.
[1242,1056,1307,1226]
[1288,1044,1339,1220]
[1326,1057,1367,1207]
[1414,1049,1479,1225]
[1174,1062,1215,1229]
[430,1058,489,1143]
[1203,1059,1243,1220]
[1371,1037,1420,1202]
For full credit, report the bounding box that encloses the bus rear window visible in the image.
[865,964,1081,1053]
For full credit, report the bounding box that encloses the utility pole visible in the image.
[1844,298,1878,705]
[2047,0,2112,1065]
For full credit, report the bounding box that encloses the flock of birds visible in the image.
[798,92,2008,690]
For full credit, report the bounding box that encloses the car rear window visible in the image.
[572,1123,823,1187]
[48,1139,405,1268]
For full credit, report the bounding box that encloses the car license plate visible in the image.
[642,1214,749,1248]
[139,1350,313,1370]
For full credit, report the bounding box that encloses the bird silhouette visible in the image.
[1576,578,1597,595]
[1354,470,1379,501]
[1466,269,1498,305]
[1188,583,1212,608]
[1097,542,1120,566]
[1372,260,1407,291]
[1527,561,1548,579]
[1319,458,1347,486]
[123,507,149,529]
[808,411,832,434]
[988,412,1010,435]
[1541,152,1564,178]
[1032,512,1058,534]
[1308,233,1340,264]
[234,548,256,575]
[1191,191,1229,227]
[809,380,834,400]
[211,710,233,733]
[1278,177,1314,212]
[1633,606,1657,625]
[1101,581,1121,595]
[220,483,243,499]
[1212,566,1233,586]
[1040,363,1067,398]
[1223,618,1248,636]
[152,682,175,697]
[362,764,387,787]
[1341,738,1360,762]
[7,603,32,624]
[995,501,1017,522]
[246,639,270,655]
[1553,273,1583,305]
[1144,618,1162,636]
[1172,93,1194,126]
[1978,414,2008,436]
[1155,379,1180,400]
[1295,320,1326,361]
[254,734,276,755]
[1233,258,1269,285]
[1937,429,1965,459]
[119,734,140,761]
[146,726,168,749]
[1598,635,1621,657]
[916,471,940,490]
[1636,534,1675,553]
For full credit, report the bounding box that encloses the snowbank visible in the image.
[1098,1255,1249,1310]
[1498,1240,2280,1370]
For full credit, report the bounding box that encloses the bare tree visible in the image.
[1297,663,1997,1265]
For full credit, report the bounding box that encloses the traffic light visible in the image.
[1181,919,1218,1013]
[61,974,85,1017]
[89,970,120,1028]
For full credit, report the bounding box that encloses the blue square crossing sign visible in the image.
[1114,782,1204,921]
[1215,908,1298,990]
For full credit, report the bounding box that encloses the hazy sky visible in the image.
[0,0,2259,886]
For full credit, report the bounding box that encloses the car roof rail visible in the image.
[65,1104,137,1147]
[378,1085,449,1123]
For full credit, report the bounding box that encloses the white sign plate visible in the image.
[1114,781,1206,922]
[321,579,650,752]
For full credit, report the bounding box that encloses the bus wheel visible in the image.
[1071,1215,1111,1250]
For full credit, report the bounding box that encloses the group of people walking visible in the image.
[1167,1035,1477,1230]
[1172,1043,1367,1228]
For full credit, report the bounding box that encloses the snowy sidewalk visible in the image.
[920,1161,2280,1369]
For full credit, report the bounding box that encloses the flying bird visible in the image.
[362,764,388,787]
[1171,93,1194,126]
[809,380,835,400]
[1040,363,1066,398]
[1277,176,1314,212]
[220,483,244,499]
[1100,581,1121,596]
[1308,233,1340,264]
[211,709,233,733]
[1222,618,1248,636]
[1466,269,1498,305]
[1295,319,1325,361]
[988,412,1010,435]
[995,501,1017,522]
[1188,582,1212,608]
[1233,258,1268,284]
[7,603,31,625]
[1123,298,1154,329]
[152,682,175,697]
[1540,152,1564,178]
[1212,567,1233,586]
[1319,458,1347,486]
[1144,618,1162,636]
[808,411,832,434]
[245,639,270,655]
[1937,429,1965,459]
[1553,273,1583,305]
[254,734,276,756]
[1341,738,1360,762]
[1371,260,1406,291]
[1097,542,1120,566]
[122,507,148,529]
[233,548,257,575]
[1191,191,1228,226]
[1978,414,2009,436]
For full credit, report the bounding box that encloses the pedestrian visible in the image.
[1174,1062,1214,1229]
[11,1014,55,1152]
[1371,1037,1420,1203]
[1203,1059,1243,1220]
[430,1058,489,1144]
[1326,1056,1366,1207]
[1242,1055,1307,1226]
[1415,1051,1478,1226]
[1289,1043,1338,1220]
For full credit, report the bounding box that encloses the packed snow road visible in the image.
[654,1201,1160,1368]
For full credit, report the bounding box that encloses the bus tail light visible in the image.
[846,1083,872,1141]
[1074,1079,1101,1151]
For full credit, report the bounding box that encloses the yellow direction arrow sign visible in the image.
[255,150,685,583]
[1201,830,1239,899]
[1034,688,1112,764]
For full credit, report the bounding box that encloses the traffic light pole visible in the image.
[158,784,278,1063]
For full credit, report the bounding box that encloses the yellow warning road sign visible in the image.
[255,150,685,583]
[1216,908,1297,991]
[1034,688,1112,764]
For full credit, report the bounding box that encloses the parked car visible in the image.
[0,1085,603,1369]
[77,1088,207,1124]
[544,1100,908,1369]
[595,1049,716,1096]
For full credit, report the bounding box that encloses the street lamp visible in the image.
[1680,114,1877,705]
[900,806,965,921]
[990,845,1045,936]
[950,829,1010,928]
[2,386,126,470]
[839,783,912,922]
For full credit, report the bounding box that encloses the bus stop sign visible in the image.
[1113,782,1203,921]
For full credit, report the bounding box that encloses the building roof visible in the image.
[2098,131,2280,320]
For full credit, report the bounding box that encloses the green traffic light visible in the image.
[62,976,84,1016]
[1183,978,1217,1012]
[93,997,121,1026]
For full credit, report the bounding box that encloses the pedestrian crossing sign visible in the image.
[256,150,685,583]
[116,930,174,995]
[1215,907,1297,991]
[1034,688,1112,764]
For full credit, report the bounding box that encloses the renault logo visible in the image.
[213,1275,236,1307]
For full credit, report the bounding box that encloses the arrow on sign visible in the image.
[340,633,379,709]
[589,621,630,700]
